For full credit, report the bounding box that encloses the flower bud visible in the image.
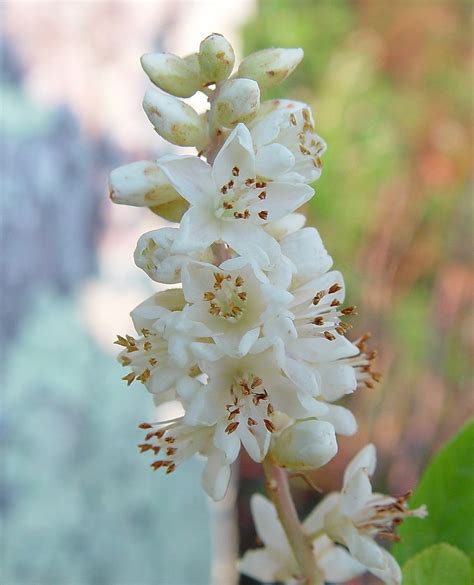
[109,160,179,207]
[198,33,235,83]
[134,228,191,284]
[272,419,337,471]
[143,89,207,147]
[140,52,200,98]
[213,78,260,127]
[237,48,303,91]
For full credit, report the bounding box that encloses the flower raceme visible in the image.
[111,32,425,585]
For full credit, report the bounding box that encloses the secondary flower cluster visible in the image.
[110,34,424,584]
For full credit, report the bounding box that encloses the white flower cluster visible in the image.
[110,34,424,584]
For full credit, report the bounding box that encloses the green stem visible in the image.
[263,458,324,585]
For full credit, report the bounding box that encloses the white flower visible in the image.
[185,350,328,465]
[312,444,428,585]
[271,419,338,471]
[239,493,365,584]
[116,291,220,398]
[249,99,326,183]
[181,257,292,357]
[137,417,231,501]
[134,227,213,284]
[158,123,314,269]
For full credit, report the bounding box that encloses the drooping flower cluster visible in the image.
[110,34,424,584]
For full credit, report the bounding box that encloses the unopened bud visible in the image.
[134,228,190,284]
[198,33,235,83]
[109,160,179,207]
[238,48,303,91]
[141,53,200,98]
[272,419,337,471]
[143,89,207,147]
[213,78,260,127]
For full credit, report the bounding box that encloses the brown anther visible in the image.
[251,376,263,389]
[120,356,131,366]
[245,178,255,186]
[258,210,268,221]
[341,306,356,315]
[238,292,247,301]
[267,403,274,416]
[216,129,223,136]
[114,335,129,348]
[328,283,342,294]
[255,181,267,188]
[156,430,166,439]
[330,299,341,307]
[313,316,324,326]
[166,463,176,474]
[228,408,240,420]
[227,180,234,189]
[258,191,267,200]
[223,201,234,210]
[235,276,244,287]
[145,432,154,441]
[243,209,250,219]
[312,291,325,305]
[138,443,152,452]
[299,144,311,155]
[372,372,382,382]
[221,185,228,194]
[324,331,336,341]
[165,436,175,444]
[313,156,322,168]
[166,447,177,456]
[138,422,152,429]
[122,372,136,386]
[335,326,346,336]
[289,113,297,126]
[209,303,221,316]
[264,419,275,432]
[203,291,216,301]
[213,272,225,288]
[152,447,161,455]
[233,212,244,219]
[231,306,243,316]
[232,166,240,176]
[365,381,375,389]
[225,421,240,434]
[141,329,151,338]
[143,341,152,351]
[137,369,151,384]
[151,461,164,470]
[247,417,257,426]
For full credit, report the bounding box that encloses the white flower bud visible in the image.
[272,420,337,471]
[198,33,235,83]
[140,52,201,98]
[109,160,179,207]
[238,48,303,91]
[143,89,207,147]
[213,78,260,127]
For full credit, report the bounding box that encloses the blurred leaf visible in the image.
[393,420,474,563]
[402,543,471,585]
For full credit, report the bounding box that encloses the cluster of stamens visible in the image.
[224,374,275,435]
[356,492,427,542]
[218,165,269,221]
[203,272,248,321]
[289,108,325,169]
[137,420,211,475]
[115,328,162,387]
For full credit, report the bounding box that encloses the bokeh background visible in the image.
[1,1,472,584]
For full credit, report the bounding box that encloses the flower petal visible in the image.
[250,494,290,554]
[320,404,357,436]
[158,155,215,205]
[255,143,295,180]
[342,468,373,516]
[212,123,255,189]
[173,206,221,253]
[239,549,287,583]
[201,449,231,501]
[343,443,377,486]
[303,492,340,534]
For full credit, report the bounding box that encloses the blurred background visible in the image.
[1,1,472,584]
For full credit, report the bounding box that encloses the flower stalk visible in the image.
[263,457,324,585]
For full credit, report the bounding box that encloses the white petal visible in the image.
[148,368,178,393]
[342,468,373,516]
[250,494,290,554]
[343,443,377,486]
[238,327,260,356]
[213,421,241,463]
[223,221,281,270]
[321,404,357,436]
[344,523,386,570]
[185,387,222,425]
[317,542,365,582]
[212,124,255,188]
[281,227,333,282]
[201,450,231,501]
[173,206,221,252]
[318,363,357,401]
[283,357,319,396]
[255,143,295,180]
[303,493,340,534]
[369,549,402,585]
[158,155,215,205]
[250,182,314,223]
[239,549,287,583]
